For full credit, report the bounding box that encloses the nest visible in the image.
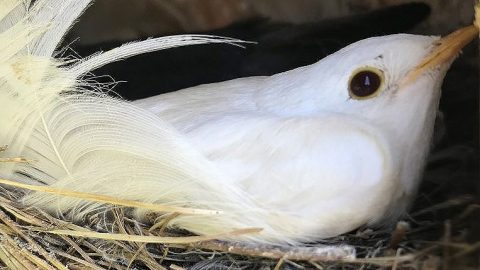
[0,145,478,270]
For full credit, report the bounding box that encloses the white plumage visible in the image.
[0,0,476,244]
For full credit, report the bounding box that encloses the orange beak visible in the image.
[402,25,478,85]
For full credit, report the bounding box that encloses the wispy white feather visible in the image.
[0,0,29,32]
[0,0,310,244]
[28,0,92,56]
[0,0,22,24]
[71,35,245,77]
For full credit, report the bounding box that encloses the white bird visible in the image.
[0,0,477,244]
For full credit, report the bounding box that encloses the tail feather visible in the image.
[0,0,22,23]
[28,0,92,56]
[0,0,303,244]
[0,0,29,32]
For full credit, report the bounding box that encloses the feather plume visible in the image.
[0,0,321,244]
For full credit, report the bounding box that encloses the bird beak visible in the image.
[402,25,478,86]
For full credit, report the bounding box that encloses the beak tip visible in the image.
[402,24,477,86]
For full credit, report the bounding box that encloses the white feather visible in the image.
[0,0,29,33]
[28,0,92,56]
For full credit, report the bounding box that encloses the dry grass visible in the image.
[0,153,478,270]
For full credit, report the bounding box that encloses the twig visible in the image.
[36,227,262,244]
[452,242,480,259]
[273,255,287,270]
[442,221,451,270]
[456,204,480,220]
[0,208,67,270]
[0,178,220,215]
[52,250,105,270]
[188,241,356,262]
[60,236,97,265]
[475,1,480,29]
[411,197,473,217]
[0,239,38,270]
[0,158,29,163]
[391,248,403,270]
[169,264,186,270]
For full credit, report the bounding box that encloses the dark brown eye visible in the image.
[348,68,384,99]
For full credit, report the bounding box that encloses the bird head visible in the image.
[307,25,477,132]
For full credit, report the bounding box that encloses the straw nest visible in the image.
[0,141,478,270]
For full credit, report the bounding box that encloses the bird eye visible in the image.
[348,67,385,99]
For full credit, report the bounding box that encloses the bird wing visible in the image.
[172,112,401,239]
